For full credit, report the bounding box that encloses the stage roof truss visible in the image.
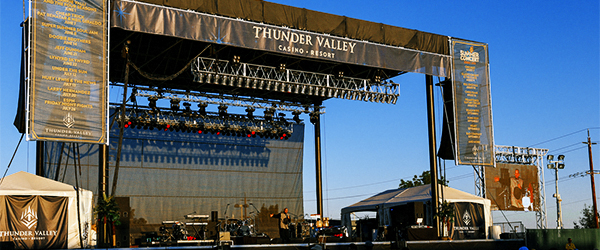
[192,57,399,104]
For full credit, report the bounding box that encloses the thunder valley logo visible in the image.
[20,206,38,229]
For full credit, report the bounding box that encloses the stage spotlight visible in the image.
[214,74,221,84]
[287,83,293,93]
[183,102,192,114]
[148,96,158,110]
[294,84,299,94]
[170,99,180,112]
[237,76,243,87]
[206,73,213,83]
[218,104,228,118]
[292,111,302,124]
[266,81,272,90]
[221,75,228,85]
[246,107,255,120]
[197,73,204,83]
[264,108,275,121]
[245,78,252,88]
[273,82,280,92]
[130,88,137,103]
[300,85,306,94]
[198,103,208,116]
[252,79,258,89]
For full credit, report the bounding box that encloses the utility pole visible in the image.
[583,129,599,228]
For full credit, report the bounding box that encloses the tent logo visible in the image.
[462,210,472,226]
[21,206,38,229]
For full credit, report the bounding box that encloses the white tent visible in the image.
[0,171,93,249]
[341,184,492,239]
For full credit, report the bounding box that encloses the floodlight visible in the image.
[547,164,554,169]
[547,155,554,161]
[558,164,565,169]
[558,155,565,161]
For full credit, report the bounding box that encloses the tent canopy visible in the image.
[342,184,488,214]
[0,171,78,196]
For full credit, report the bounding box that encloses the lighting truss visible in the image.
[494,145,549,229]
[129,85,324,115]
[191,56,400,104]
[111,105,296,140]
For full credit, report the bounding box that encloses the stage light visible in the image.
[206,73,213,83]
[218,104,228,118]
[197,73,204,83]
[221,75,228,85]
[130,88,137,103]
[214,74,221,84]
[292,111,302,124]
[246,107,255,120]
[273,81,280,92]
[229,76,236,86]
[252,79,258,89]
[266,81,273,90]
[237,76,243,87]
[287,83,293,93]
[148,96,158,110]
[183,102,192,114]
[198,103,208,116]
[264,108,275,121]
[170,99,180,112]
[245,78,252,88]
[294,84,299,94]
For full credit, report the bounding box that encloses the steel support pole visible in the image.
[584,130,599,228]
[554,166,563,229]
[36,141,44,176]
[312,105,324,220]
[98,144,109,246]
[426,75,440,237]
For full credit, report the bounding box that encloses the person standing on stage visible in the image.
[270,208,291,243]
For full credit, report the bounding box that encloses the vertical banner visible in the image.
[29,0,108,144]
[451,39,494,166]
[0,196,69,249]
[452,202,485,240]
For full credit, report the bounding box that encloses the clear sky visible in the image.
[1,0,599,230]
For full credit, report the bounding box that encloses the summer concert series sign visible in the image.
[451,40,494,166]
[29,0,108,144]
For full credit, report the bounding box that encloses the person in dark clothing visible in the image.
[270,208,291,243]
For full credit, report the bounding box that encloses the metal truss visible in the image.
[128,85,324,115]
[494,145,549,229]
[191,56,400,104]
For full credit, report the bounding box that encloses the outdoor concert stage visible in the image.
[92,239,525,250]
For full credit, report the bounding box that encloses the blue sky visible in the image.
[1,0,599,230]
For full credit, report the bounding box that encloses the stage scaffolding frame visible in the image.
[191,57,400,104]
[477,145,549,229]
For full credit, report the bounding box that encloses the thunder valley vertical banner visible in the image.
[29,0,108,144]
[451,40,494,166]
[0,196,69,249]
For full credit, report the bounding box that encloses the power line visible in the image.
[529,127,600,147]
